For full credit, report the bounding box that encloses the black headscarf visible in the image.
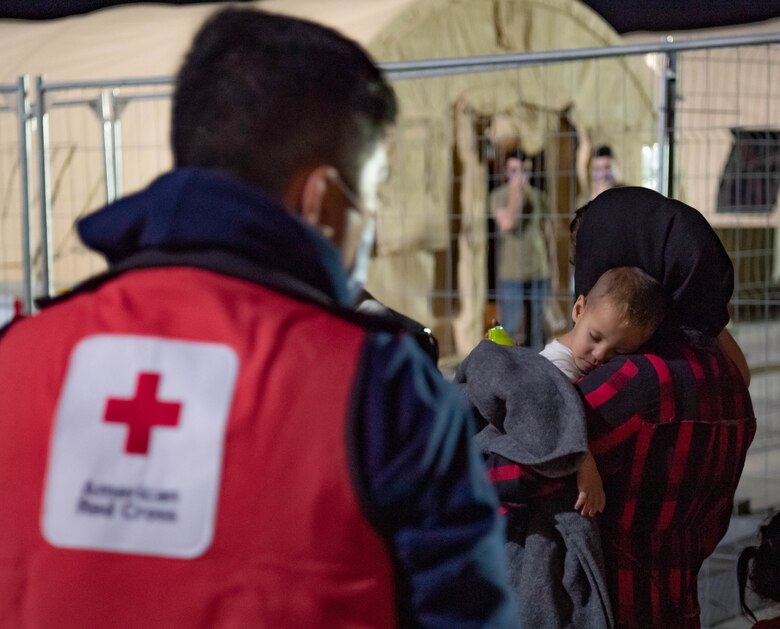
[573,187,733,339]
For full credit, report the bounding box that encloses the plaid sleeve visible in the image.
[574,355,661,480]
[484,452,566,505]
[578,356,646,423]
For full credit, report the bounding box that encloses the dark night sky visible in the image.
[0,0,777,33]
[582,0,780,33]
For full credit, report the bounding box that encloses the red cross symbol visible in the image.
[104,372,182,455]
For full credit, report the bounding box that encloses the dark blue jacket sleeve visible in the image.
[349,332,518,628]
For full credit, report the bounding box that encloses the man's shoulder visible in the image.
[523,184,548,207]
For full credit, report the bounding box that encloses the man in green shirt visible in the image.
[490,155,553,348]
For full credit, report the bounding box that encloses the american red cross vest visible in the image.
[0,267,396,628]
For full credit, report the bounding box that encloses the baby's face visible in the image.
[569,296,649,374]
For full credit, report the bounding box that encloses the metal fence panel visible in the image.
[33,79,172,295]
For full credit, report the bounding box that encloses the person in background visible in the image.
[589,144,621,200]
[490,152,554,349]
[0,8,515,628]
[737,511,780,628]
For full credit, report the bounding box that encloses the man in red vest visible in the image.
[0,8,515,628]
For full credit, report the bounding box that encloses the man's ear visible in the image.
[572,295,586,322]
[285,165,337,238]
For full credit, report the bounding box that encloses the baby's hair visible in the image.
[587,267,665,336]
[737,511,780,621]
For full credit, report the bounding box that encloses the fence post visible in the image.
[98,90,117,204]
[34,75,53,299]
[95,88,127,204]
[657,39,678,198]
[16,75,33,314]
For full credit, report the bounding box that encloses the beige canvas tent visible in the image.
[0,0,656,357]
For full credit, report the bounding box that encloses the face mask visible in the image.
[345,213,376,304]
[334,143,387,305]
[331,174,377,305]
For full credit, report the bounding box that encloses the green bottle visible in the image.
[487,325,514,346]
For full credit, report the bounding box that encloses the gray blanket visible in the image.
[455,340,614,628]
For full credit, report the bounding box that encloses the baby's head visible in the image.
[567,267,665,374]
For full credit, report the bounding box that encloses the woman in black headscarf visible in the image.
[472,187,756,628]
[566,187,756,627]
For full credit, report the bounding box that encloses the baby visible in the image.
[541,266,666,516]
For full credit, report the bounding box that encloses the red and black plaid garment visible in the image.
[485,342,756,628]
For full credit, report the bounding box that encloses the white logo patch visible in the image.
[42,334,239,558]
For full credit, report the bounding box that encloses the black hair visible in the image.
[172,7,397,197]
[738,511,780,621]
[592,145,614,159]
[505,148,528,164]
